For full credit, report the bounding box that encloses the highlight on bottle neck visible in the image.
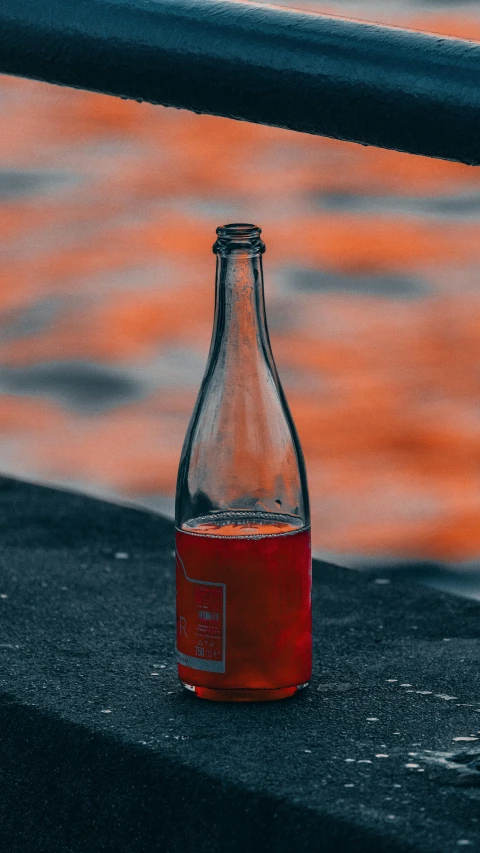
[213,223,265,256]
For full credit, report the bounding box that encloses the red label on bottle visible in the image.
[176,550,226,673]
[176,526,312,690]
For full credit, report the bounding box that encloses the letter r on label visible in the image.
[179,616,188,637]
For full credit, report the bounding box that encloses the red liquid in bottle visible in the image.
[176,513,312,701]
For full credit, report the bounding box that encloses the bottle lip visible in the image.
[213,223,265,255]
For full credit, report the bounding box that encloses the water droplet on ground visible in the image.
[453,737,478,742]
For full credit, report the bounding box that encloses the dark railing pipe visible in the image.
[0,0,479,164]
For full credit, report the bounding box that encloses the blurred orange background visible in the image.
[1,0,480,562]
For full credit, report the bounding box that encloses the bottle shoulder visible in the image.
[176,356,309,527]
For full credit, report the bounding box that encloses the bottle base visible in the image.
[181,681,310,702]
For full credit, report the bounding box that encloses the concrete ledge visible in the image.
[1,476,480,852]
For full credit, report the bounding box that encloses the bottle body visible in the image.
[175,224,311,701]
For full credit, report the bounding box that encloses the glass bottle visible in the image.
[175,223,311,701]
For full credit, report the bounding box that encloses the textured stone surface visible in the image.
[1,475,480,852]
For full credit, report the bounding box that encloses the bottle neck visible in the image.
[212,252,268,357]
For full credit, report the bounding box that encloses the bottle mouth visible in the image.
[213,223,265,255]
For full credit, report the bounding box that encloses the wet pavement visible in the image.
[2,475,480,852]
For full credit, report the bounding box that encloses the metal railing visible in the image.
[0,0,479,164]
